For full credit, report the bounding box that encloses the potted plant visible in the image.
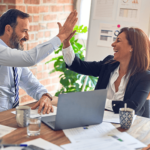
[46,25,98,96]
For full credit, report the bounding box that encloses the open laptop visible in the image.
[41,89,107,131]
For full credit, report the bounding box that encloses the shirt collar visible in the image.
[114,65,120,74]
[0,39,8,47]
[114,65,130,81]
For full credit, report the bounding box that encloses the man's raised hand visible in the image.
[57,10,78,43]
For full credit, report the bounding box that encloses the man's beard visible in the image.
[9,31,26,51]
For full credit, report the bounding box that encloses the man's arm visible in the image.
[31,94,53,114]
[19,68,53,114]
[0,37,61,67]
[0,10,78,67]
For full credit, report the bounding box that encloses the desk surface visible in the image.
[0,103,70,146]
[0,103,150,146]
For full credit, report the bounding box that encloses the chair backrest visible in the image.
[142,92,150,118]
[147,92,150,100]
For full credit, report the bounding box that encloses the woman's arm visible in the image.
[62,44,113,77]
[68,54,113,77]
[62,31,114,77]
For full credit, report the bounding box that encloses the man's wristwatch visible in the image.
[43,93,53,101]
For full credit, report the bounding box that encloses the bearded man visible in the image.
[0,9,77,113]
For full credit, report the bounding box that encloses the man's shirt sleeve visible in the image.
[19,67,48,100]
[0,36,61,67]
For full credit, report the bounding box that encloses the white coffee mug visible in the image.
[16,106,30,127]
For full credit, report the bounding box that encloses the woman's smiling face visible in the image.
[111,32,132,62]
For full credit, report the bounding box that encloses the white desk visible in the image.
[113,116,150,145]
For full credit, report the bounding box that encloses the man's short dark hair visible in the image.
[0,9,30,36]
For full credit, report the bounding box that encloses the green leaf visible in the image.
[73,25,79,31]
[55,87,66,96]
[70,36,75,43]
[49,69,55,74]
[75,43,83,50]
[60,77,70,86]
[80,75,86,85]
[74,39,78,43]
[55,44,63,54]
[79,25,83,30]
[59,74,64,78]
[88,76,98,87]
[45,57,58,64]
[82,26,88,33]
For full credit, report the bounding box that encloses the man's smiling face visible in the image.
[9,17,29,50]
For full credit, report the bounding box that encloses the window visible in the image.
[77,0,91,40]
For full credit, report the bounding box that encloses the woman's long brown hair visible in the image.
[118,27,150,77]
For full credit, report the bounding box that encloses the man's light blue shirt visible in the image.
[0,36,61,67]
[0,38,61,112]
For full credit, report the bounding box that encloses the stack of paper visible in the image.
[11,106,57,118]
[61,137,132,150]
[3,138,63,150]
[3,147,21,150]
[30,106,57,118]
[23,138,62,150]
[62,122,146,150]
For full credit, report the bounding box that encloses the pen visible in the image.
[109,135,123,142]
[3,144,28,147]
[83,127,88,129]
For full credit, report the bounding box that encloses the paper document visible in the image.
[11,106,57,118]
[113,132,146,150]
[61,137,133,150]
[63,122,117,143]
[126,116,150,145]
[0,124,16,138]
[23,138,62,150]
[97,23,129,47]
[3,138,62,150]
[103,111,136,124]
[93,0,115,20]
[3,147,21,150]
[116,0,141,22]
[63,122,146,149]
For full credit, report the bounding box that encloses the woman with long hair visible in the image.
[61,27,150,116]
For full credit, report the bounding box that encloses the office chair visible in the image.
[142,92,150,118]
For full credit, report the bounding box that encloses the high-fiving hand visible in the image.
[57,10,78,43]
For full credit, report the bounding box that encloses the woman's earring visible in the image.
[130,50,132,52]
